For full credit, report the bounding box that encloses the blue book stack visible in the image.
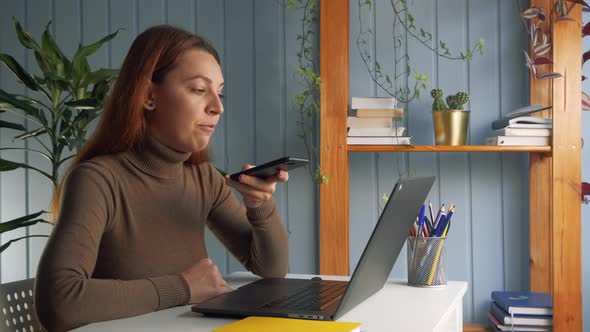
[488,291,553,332]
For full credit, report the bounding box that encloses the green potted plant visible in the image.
[431,89,470,145]
[0,19,118,253]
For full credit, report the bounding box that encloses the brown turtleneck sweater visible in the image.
[34,136,289,332]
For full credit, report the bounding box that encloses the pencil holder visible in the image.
[406,236,447,287]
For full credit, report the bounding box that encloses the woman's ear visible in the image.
[143,82,156,110]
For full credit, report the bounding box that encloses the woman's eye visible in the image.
[191,88,206,94]
[218,93,225,99]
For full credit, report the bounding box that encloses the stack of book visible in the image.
[486,105,552,146]
[488,291,553,332]
[347,97,410,145]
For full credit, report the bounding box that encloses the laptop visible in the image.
[192,176,435,321]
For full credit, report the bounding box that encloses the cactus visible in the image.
[453,92,469,110]
[434,90,470,110]
[431,89,448,111]
[446,95,458,109]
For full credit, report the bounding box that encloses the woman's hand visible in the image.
[225,164,289,208]
[180,258,233,304]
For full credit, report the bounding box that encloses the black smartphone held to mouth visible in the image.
[229,156,309,181]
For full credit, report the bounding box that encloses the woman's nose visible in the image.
[207,94,224,115]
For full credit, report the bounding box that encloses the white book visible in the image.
[347,136,411,145]
[491,127,552,137]
[347,116,392,128]
[347,127,405,137]
[351,97,397,109]
[486,135,550,146]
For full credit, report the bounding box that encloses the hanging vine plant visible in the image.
[356,0,484,105]
[285,0,327,184]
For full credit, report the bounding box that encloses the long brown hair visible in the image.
[51,25,221,217]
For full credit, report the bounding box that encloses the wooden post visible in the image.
[550,3,582,331]
[530,1,582,331]
[529,0,553,295]
[319,0,349,276]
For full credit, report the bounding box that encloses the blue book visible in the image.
[490,303,552,327]
[491,291,553,315]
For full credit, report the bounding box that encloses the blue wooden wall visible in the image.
[0,0,588,327]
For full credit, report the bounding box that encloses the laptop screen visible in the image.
[334,176,435,319]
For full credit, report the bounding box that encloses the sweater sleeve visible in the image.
[205,164,289,278]
[34,163,190,332]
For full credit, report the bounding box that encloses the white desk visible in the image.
[75,272,467,332]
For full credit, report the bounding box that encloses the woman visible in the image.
[34,25,289,332]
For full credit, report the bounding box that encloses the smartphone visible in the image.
[229,156,309,181]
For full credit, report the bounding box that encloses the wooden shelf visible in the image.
[346,145,552,153]
[320,1,581,330]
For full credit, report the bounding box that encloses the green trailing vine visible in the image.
[356,0,484,105]
[356,0,483,192]
[286,0,327,184]
[283,0,484,185]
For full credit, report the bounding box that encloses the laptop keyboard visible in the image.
[260,281,346,311]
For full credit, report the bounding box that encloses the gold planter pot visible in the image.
[432,110,470,145]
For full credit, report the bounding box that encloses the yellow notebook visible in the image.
[213,316,361,332]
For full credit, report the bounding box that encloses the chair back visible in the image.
[0,278,45,332]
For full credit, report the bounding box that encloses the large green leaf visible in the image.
[0,54,42,91]
[0,158,26,171]
[45,73,70,91]
[41,23,61,64]
[13,18,44,54]
[65,137,85,151]
[91,80,111,101]
[0,234,49,254]
[64,98,101,110]
[0,211,45,234]
[72,31,119,86]
[2,93,51,120]
[34,50,54,77]
[41,23,71,76]
[0,242,11,253]
[53,79,70,92]
[87,68,118,84]
[72,58,91,90]
[73,31,119,62]
[58,108,73,134]
[0,120,26,131]
[0,102,13,111]
[0,157,52,179]
[60,108,96,137]
[0,89,46,125]
[14,127,47,140]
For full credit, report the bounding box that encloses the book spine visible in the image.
[351,97,398,109]
[492,128,552,137]
[347,136,411,145]
[486,136,550,146]
[347,127,405,136]
[347,117,393,128]
[355,108,404,118]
